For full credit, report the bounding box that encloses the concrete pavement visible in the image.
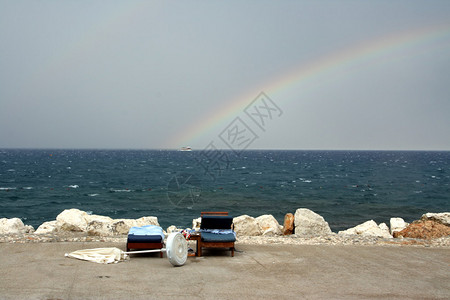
[0,242,449,299]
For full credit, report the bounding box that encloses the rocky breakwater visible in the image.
[232,208,387,239]
[0,208,160,241]
[230,209,449,247]
[231,209,333,238]
[1,208,449,247]
[336,213,450,241]
[43,208,160,236]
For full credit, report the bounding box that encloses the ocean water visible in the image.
[0,149,449,232]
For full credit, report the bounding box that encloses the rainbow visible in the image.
[166,23,450,148]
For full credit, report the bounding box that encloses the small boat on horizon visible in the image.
[180,146,192,151]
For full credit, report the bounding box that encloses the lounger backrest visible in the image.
[200,215,233,230]
[201,211,228,216]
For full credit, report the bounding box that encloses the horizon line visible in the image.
[1,147,449,152]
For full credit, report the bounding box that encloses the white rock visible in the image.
[114,219,137,230]
[57,208,160,235]
[0,218,34,234]
[378,223,392,237]
[63,212,112,236]
[166,225,182,234]
[192,217,201,230]
[35,221,58,234]
[86,218,114,236]
[255,214,282,236]
[261,228,279,236]
[86,214,114,223]
[233,215,262,236]
[135,217,160,227]
[87,217,160,236]
[112,217,159,235]
[25,225,34,233]
[421,212,450,226]
[294,208,332,236]
[390,217,408,234]
[109,220,132,235]
[339,220,392,238]
[86,215,114,234]
[56,208,89,232]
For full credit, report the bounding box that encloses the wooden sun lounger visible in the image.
[198,212,235,257]
[126,226,164,258]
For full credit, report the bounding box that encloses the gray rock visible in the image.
[135,217,159,227]
[192,217,201,231]
[390,217,408,234]
[294,208,332,236]
[233,215,262,236]
[54,208,159,236]
[255,214,282,236]
[339,220,392,238]
[166,225,183,234]
[421,212,450,226]
[86,218,113,236]
[0,218,34,234]
[35,221,58,234]
[378,223,392,238]
[87,217,159,236]
[56,208,89,232]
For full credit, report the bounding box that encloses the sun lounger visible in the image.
[198,212,236,257]
[126,225,165,257]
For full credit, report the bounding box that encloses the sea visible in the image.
[1,149,449,232]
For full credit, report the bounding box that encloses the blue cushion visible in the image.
[127,235,163,243]
[200,216,233,230]
[128,225,165,240]
[127,225,165,243]
[201,232,236,243]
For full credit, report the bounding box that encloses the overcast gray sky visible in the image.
[1,0,449,150]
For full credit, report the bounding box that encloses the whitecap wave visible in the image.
[109,189,132,193]
[69,185,79,188]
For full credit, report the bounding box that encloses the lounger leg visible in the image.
[195,239,200,257]
[231,247,234,257]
